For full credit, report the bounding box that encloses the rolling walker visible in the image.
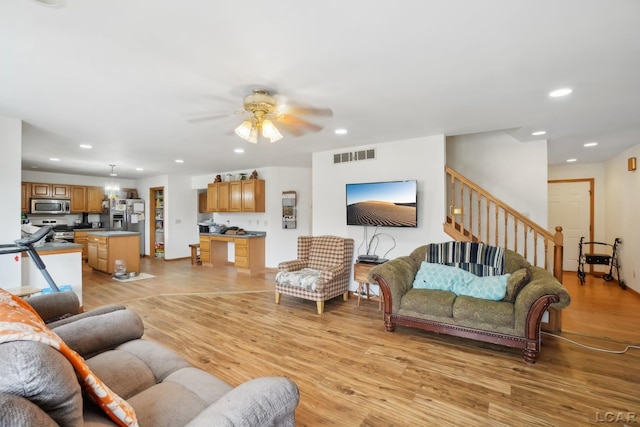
[577,236,625,289]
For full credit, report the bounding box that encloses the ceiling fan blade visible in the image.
[274,122,306,137]
[276,114,323,133]
[279,102,333,117]
[183,110,246,123]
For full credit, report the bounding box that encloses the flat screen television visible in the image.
[346,180,417,227]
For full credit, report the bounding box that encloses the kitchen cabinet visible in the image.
[74,230,89,260]
[87,232,140,274]
[207,179,265,213]
[199,235,210,265]
[75,228,106,260]
[207,182,230,212]
[23,182,103,213]
[70,186,87,212]
[30,183,70,199]
[21,182,30,213]
[198,192,208,213]
[70,186,104,213]
[241,179,265,212]
[52,184,70,198]
[229,181,242,212]
[87,186,105,213]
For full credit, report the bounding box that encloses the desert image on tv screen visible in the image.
[346,181,417,227]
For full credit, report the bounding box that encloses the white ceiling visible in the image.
[2,0,639,179]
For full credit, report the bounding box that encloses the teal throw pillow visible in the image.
[412,261,477,291]
[453,274,510,301]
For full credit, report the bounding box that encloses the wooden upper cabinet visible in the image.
[30,183,70,199]
[51,184,70,199]
[87,186,105,213]
[198,192,208,213]
[217,182,230,212]
[207,182,230,212]
[242,179,265,212]
[30,182,53,198]
[206,179,264,213]
[207,183,219,212]
[229,181,243,212]
[70,186,87,212]
[21,182,30,213]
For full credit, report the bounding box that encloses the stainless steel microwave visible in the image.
[30,199,71,215]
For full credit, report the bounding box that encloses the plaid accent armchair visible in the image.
[275,236,354,314]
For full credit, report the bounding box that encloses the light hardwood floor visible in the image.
[82,258,640,426]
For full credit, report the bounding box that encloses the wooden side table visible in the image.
[353,262,383,310]
[5,286,41,298]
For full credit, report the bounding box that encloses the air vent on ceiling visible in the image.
[333,148,376,164]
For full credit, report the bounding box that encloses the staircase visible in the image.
[444,166,565,331]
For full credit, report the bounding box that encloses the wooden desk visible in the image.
[199,234,265,273]
[354,262,383,310]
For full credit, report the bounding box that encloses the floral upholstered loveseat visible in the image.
[368,241,570,364]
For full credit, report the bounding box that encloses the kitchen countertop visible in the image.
[34,242,84,252]
[199,231,266,238]
[86,231,141,237]
[73,228,107,232]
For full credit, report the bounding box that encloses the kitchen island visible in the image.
[199,232,265,273]
[20,242,84,305]
[73,228,107,260]
[87,231,140,275]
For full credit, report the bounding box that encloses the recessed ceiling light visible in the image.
[79,144,92,149]
[531,131,546,136]
[135,167,144,171]
[584,142,598,147]
[175,159,184,163]
[566,158,577,163]
[49,157,60,161]
[234,148,245,153]
[549,88,572,97]
[334,129,348,135]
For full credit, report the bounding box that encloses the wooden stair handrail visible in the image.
[444,166,563,283]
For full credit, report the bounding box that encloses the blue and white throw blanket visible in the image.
[426,241,505,276]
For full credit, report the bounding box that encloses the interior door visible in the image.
[548,180,592,271]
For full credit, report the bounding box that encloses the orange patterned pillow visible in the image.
[0,289,138,427]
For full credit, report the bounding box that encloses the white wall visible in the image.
[548,162,607,245]
[604,145,640,293]
[164,175,198,259]
[312,135,450,291]
[447,131,549,226]
[0,117,22,289]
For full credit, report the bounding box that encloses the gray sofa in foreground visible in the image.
[0,291,299,426]
[369,243,571,364]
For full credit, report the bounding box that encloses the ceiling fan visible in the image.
[186,88,333,143]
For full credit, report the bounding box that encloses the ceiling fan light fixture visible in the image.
[235,120,254,141]
[105,164,120,199]
[248,127,259,144]
[262,119,283,143]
